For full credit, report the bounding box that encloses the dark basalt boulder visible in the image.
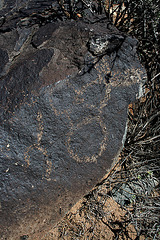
[0,1,146,240]
[0,0,54,16]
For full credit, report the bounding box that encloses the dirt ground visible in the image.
[42,167,147,240]
[43,193,149,240]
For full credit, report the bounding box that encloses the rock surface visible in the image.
[0,1,146,239]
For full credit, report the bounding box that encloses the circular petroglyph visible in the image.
[66,116,108,163]
[47,67,111,163]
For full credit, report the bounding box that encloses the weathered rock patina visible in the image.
[0,1,146,239]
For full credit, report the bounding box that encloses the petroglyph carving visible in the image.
[47,70,109,163]
[44,46,144,164]
[24,111,52,180]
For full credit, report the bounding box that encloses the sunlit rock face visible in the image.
[0,1,146,239]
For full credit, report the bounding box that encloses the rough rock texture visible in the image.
[0,1,146,240]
